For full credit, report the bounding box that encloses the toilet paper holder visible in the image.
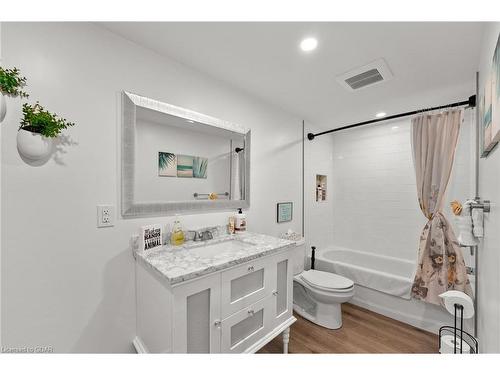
[438,303,478,354]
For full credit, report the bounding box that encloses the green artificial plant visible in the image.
[20,102,75,138]
[0,67,29,98]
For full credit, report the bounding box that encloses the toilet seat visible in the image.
[291,240,355,329]
[300,269,354,292]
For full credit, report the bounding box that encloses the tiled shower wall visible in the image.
[330,111,475,262]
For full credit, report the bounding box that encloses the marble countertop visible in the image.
[135,232,295,286]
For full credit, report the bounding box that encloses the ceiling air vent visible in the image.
[336,58,393,91]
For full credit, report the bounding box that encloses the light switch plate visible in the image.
[97,205,114,227]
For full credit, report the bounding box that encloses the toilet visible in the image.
[292,239,354,329]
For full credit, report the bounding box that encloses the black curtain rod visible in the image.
[307,95,476,140]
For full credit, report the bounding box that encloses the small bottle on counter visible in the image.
[170,215,185,246]
[228,216,235,234]
[316,185,322,202]
[234,208,246,232]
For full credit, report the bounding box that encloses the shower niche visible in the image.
[316,175,327,202]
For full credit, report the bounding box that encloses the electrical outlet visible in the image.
[97,205,114,228]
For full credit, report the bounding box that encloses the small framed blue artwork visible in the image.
[277,202,293,223]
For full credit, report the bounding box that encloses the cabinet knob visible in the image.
[247,266,255,272]
[247,309,254,316]
[214,320,221,328]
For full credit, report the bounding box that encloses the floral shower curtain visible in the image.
[410,109,472,305]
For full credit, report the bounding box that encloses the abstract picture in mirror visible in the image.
[159,152,208,179]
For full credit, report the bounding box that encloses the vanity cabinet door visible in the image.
[221,256,276,318]
[220,295,274,353]
[172,273,222,353]
[272,251,294,326]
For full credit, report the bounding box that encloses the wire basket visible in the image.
[439,303,478,354]
[439,326,478,354]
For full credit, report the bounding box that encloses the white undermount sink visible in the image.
[188,238,255,258]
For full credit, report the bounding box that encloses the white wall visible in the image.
[304,124,335,252]
[134,115,232,203]
[0,23,304,352]
[477,22,500,353]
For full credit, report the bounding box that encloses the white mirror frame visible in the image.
[121,91,251,218]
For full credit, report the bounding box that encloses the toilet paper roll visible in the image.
[440,335,471,354]
[439,291,475,318]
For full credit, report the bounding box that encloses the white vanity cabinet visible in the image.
[171,272,221,353]
[134,246,295,354]
[219,250,293,353]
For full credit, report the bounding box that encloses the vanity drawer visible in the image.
[221,256,276,318]
[220,295,274,353]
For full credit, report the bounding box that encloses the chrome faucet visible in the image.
[193,227,217,241]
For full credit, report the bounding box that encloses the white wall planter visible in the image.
[17,129,53,160]
[0,93,6,122]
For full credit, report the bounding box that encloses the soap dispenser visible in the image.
[170,215,185,246]
[234,208,246,232]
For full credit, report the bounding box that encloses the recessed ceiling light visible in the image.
[375,112,387,118]
[391,126,399,130]
[300,37,318,52]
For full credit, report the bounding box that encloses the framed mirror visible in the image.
[121,91,250,217]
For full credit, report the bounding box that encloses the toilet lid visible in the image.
[301,269,354,290]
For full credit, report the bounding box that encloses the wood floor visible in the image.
[258,303,438,354]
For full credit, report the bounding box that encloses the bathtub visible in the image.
[310,246,457,333]
[317,247,415,299]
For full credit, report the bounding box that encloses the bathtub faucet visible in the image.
[311,246,316,270]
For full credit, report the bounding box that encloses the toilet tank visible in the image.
[291,238,306,275]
